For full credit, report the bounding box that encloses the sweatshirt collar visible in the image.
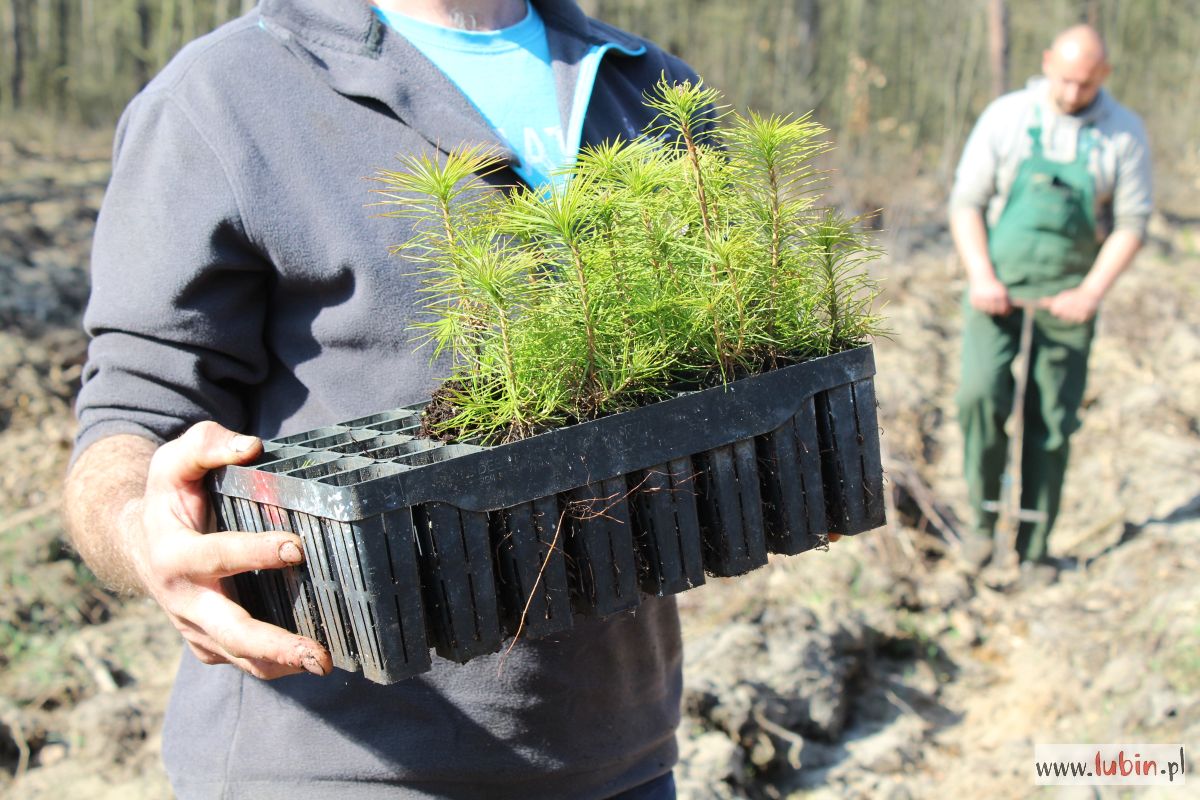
[257,0,644,163]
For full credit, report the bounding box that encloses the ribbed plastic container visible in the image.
[208,345,885,684]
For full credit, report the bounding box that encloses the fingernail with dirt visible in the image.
[279,541,303,564]
[301,650,327,677]
[230,434,257,453]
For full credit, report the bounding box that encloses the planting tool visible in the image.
[981,300,1049,576]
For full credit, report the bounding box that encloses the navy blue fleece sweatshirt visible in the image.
[74,1,702,797]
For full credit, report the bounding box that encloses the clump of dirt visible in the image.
[0,132,178,800]
[0,136,102,515]
[418,381,467,441]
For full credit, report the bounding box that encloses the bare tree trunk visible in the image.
[10,0,27,108]
[54,0,69,115]
[789,0,819,111]
[988,0,1009,98]
[155,0,177,73]
[136,0,153,88]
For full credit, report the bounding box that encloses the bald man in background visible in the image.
[949,25,1152,566]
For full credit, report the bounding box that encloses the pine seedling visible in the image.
[373,145,507,365]
[500,175,606,412]
[449,241,542,433]
[373,143,504,252]
[643,77,727,239]
[725,111,831,362]
[804,211,883,353]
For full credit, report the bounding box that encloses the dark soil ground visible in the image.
[2,129,1197,799]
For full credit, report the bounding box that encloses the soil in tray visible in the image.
[418,350,862,446]
[419,381,466,441]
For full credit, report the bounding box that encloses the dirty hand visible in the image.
[124,421,332,679]
[1043,286,1101,324]
[968,274,1012,316]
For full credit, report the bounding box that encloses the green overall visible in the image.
[957,110,1100,562]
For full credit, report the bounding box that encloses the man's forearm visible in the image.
[1042,228,1144,323]
[63,434,158,595]
[950,207,996,284]
[1080,229,1143,301]
[952,206,1013,315]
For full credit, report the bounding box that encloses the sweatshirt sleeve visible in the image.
[73,90,269,462]
[948,100,1002,216]
[1111,119,1154,239]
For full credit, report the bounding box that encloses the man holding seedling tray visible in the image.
[65,1,709,797]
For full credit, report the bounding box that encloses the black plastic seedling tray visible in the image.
[208,345,885,684]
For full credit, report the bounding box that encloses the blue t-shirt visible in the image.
[375,2,569,187]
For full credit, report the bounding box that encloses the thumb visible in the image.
[149,421,262,491]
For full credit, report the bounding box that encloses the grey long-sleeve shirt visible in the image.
[74,1,702,797]
[950,77,1153,239]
